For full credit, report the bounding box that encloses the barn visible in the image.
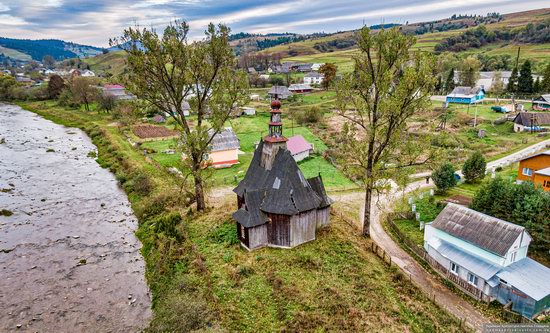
[232,99,331,250]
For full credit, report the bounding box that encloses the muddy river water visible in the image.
[0,104,151,332]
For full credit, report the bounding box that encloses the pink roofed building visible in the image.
[287,135,313,162]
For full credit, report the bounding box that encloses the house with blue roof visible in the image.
[424,203,550,319]
[446,86,485,104]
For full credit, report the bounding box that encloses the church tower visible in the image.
[260,99,288,170]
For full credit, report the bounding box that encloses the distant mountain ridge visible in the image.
[0,37,103,61]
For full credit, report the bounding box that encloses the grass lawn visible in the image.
[394,219,424,246]
[141,110,353,189]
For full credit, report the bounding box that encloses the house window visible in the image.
[544,180,550,188]
[522,168,532,176]
[468,273,478,286]
[450,262,459,275]
[510,251,517,262]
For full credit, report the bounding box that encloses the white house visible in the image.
[311,63,324,71]
[424,203,550,319]
[303,72,324,85]
[453,71,543,91]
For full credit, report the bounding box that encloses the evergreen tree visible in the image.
[432,163,457,193]
[533,77,541,94]
[541,63,550,93]
[445,68,455,93]
[507,67,518,93]
[435,75,443,94]
[517,60,533,94]
[462,151,486,183]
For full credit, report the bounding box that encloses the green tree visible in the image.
[491,71,504,96]
[47,74,65,98]
[507,67,518,93]
[444,68,455,93]
[334,27,436,236]
[462,151,486,183]
[517,60,533,94]
[472,178,550,253]
[0,74,18,100]
[533,77,541,94]
[458,56,480,87]
[112,21,248,211]
[70,77,98,112]
[541,62,550,93]
[98,93,117,113]
[42,55,55,68]
[318,63,337,90]
[432,163,457,193]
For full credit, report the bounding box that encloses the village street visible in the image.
[331,139,550,332]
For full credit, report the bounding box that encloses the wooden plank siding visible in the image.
[267,214,291,247]
[316,207,330,228]
[248,225,268,250]
[290,210,317,247]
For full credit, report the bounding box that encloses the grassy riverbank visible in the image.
[17,100,468,332]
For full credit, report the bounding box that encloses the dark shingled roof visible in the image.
[232,190,269,228]
[513,112,550,127]
[233,140,329,219]
[268,86,292,98]
[431,203,525,257]
[208,128,240,152]
[307,175,332,208]
[449,86,484,96]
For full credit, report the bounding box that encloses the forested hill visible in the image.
[0,37,103,61]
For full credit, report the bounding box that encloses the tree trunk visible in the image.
[363,185,372,237]
[194,174,206,211]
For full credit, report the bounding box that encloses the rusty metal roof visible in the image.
[431,203,525,257]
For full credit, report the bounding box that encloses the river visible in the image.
[0,104,151,332]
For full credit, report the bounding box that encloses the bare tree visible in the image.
[335,27,436,236]
[111,21,248,210]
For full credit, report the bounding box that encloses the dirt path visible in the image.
[0,104,151,332]
[332,141,550,332]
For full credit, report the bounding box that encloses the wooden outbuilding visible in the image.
[232,99,331,250]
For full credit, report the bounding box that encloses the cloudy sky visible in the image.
[0,0,548,47]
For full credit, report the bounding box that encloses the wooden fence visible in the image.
[386,214,491,303]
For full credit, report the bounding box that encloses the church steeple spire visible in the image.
[260,98,288,170]
[264,99,288,143]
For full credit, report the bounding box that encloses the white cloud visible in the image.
[0,14,28,26]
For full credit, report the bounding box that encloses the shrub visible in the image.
[148,292,212,332]
[132,172,153,196]
[209,221,239,246]
[134,192,172,220]
[296,106,322,125]
[152,212,184,240]
[462,151,486,183]
[432,163,457,193]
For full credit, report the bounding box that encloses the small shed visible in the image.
[241,107,256,116]
[207,128,240,168]
[446,86,485,104]
[513,112,550,132]
[287,135,314,162]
